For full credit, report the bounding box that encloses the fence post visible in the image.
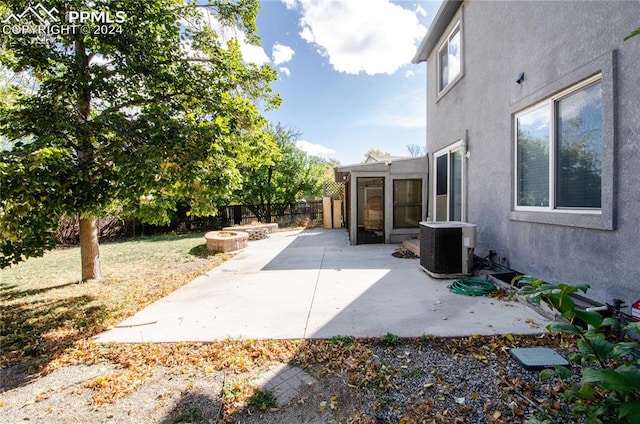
[332,199,342,228]
[322,197,332,228]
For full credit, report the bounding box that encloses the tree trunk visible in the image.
[74,39,101,281]
[79,216,102,281]
[266,166,273,223]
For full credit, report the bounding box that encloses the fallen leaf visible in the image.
[330,396,338,410]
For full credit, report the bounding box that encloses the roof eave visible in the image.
[412,0,463,64]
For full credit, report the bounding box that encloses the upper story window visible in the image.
[437,21,462,94]
[515,74,603,212]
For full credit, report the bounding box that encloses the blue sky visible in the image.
[243,0,443,165]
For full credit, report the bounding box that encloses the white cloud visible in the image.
[279,67,291,77]
[415,5,427,18]
[240,43,271,65]
[285,0,426,75]
[272,43,295,65]
[282,0,297,9]
[296,140,337,157]
[404,70,415,78]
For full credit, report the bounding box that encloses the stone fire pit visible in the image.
[204,230,249,252]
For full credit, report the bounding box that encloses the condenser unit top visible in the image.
[420,221,476,229]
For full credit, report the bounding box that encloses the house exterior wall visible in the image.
[424,0,640,305]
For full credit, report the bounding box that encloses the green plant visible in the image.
[514,276,640,424]
[249,389,277,410]
[527,410,561,424]
[402,368,426,379]
[382,332,401,347]
[222,383,243,401]
[177,406,202,422]
[327,335,354,347]
[625,27,640,41]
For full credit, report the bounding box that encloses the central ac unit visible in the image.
[419,221,476,278]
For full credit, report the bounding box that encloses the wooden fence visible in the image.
[57,200,326,244]
[213,200,324,227]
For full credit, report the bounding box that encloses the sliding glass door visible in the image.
[434,143,464,221]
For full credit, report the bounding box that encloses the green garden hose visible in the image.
[450,277,497,296]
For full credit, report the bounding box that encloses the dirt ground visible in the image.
[1,335,584,424]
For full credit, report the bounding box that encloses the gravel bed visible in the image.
[1,336,586,424]
[362,342,580,423]
[229,336,586,423]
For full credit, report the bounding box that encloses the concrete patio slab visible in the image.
[94,228,548,343]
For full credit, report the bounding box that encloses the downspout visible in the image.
[461,130,469,222]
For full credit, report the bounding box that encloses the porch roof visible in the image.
[334,156,428,182]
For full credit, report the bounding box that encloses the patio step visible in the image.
[402,237,420,257]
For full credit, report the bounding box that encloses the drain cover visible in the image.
[510,347,569,370]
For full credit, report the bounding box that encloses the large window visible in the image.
[515,75,602,211]
[438,21,462,94]
[393,179,422,228]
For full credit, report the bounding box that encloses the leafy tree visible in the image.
[0,0,280,280]
[235,124,324,222]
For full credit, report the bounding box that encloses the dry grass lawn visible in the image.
[0,233,231,370]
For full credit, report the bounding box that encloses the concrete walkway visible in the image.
[95,228,547,343]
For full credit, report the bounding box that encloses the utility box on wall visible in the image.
[420,221,476,278]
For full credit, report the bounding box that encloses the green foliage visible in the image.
[625,28,640,41]
[234,123,327,222]
[514,276,640,423]
[0,0,280,268]
[177,406,202,423]
[382,332,400,347]
[249,389,277,410]
[222,383,243,401]
[327,335,354,347]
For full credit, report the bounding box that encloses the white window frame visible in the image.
[437,20,463,96]
[433,140,466,222]
[514,74,603,215]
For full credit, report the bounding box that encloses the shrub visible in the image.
[382,332,401,347]
[514,276,640,424]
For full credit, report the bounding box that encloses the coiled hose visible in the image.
[450,277,497,296]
